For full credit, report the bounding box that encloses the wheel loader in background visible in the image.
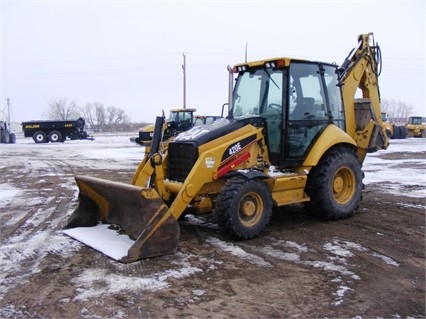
[132,108,197,146]
[406,116,426,138]
[64,33,389,263]
[131,108,224,147]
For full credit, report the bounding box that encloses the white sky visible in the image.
[1,0,425,123]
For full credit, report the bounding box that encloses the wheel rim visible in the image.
[36,134,44,142]
[238,192,263,227]
[51,133,59,141]
[333,167,356,204]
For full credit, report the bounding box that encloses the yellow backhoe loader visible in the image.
[64,33,389,263]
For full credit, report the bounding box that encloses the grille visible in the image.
[168,142,198,182]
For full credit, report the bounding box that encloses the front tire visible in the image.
[305,148,363,220]
[33,131,47,143]
[216,177,273,239]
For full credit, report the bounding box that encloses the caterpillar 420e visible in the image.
[64,33,389,262]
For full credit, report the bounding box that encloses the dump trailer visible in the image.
[64,33,388,263]
[22,117,93,143]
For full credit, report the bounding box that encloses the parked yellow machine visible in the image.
[64,33,389,262]
[133,108,197,146]
[381,112,394,138]
[406,116,426,138]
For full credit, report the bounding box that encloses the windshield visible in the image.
[409,117,422,125]
[232,69,283,118]
[169,111,193,123]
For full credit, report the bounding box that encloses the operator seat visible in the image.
[291,97,316,120]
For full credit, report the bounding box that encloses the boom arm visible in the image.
[338,33,388,158]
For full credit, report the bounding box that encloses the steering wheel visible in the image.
[263,103,282,124]
[267,103,281,113]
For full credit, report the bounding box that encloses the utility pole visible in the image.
[182,53,186,109]
[6,98,11,123]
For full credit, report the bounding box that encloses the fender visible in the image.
[225,169,269,180]
[303,124,357,167]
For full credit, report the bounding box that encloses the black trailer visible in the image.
[22,117,93,143]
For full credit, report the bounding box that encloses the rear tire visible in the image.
[399,126,407,139]
[49,130,62,143]
[9,133,16,144]
[215,177,273,239]
[305,148,363,220]
[1,130,10,143]
[33,131,47,143]
[391,126,400,139]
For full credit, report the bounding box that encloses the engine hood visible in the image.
[173,116,264,146]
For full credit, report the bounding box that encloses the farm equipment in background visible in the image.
[0,120,16,144]
[381,112,394,138]
[131,108,224,147]
[405,116,426,138]
[22,117,94,143]
[64,33,389,263]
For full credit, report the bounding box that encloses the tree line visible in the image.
[45,97,417,131]
[380,98,415,122]
[45,98,148,132]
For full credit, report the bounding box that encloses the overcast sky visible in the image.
[1,0,425,124]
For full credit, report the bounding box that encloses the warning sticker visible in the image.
[205,157,215,168]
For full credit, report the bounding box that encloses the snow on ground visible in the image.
[363,138,426,199]
[0,134,425,310]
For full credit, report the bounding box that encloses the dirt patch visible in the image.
[0,137,424,318]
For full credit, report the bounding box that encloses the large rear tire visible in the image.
[9,133,16,144]
[215,177,273,239]
[305,148,363,220]
[1,130,10,143]
[399,126,407,139]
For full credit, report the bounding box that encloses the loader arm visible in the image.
[154,124,267,221]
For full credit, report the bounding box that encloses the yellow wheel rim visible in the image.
[239,192,263,227]
[333,167,356,205]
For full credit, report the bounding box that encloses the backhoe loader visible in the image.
[64,33,389,263]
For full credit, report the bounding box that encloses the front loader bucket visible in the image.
[63,175,180,263]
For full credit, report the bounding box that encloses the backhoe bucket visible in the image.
[63,175,180,263]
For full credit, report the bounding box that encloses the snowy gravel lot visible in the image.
[0,133,424,318]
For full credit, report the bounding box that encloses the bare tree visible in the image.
[106,106,129,131]
[96,104,106,131]
[82,102,106,131]
[45,98,79,120]
[81,102,129,131]
[381,98,413,122]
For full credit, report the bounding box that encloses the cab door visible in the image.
[282,62,331,166]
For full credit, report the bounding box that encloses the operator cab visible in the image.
[168,109,195,132]
[232,59,345,167]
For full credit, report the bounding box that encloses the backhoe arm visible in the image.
[338,33,388,160]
